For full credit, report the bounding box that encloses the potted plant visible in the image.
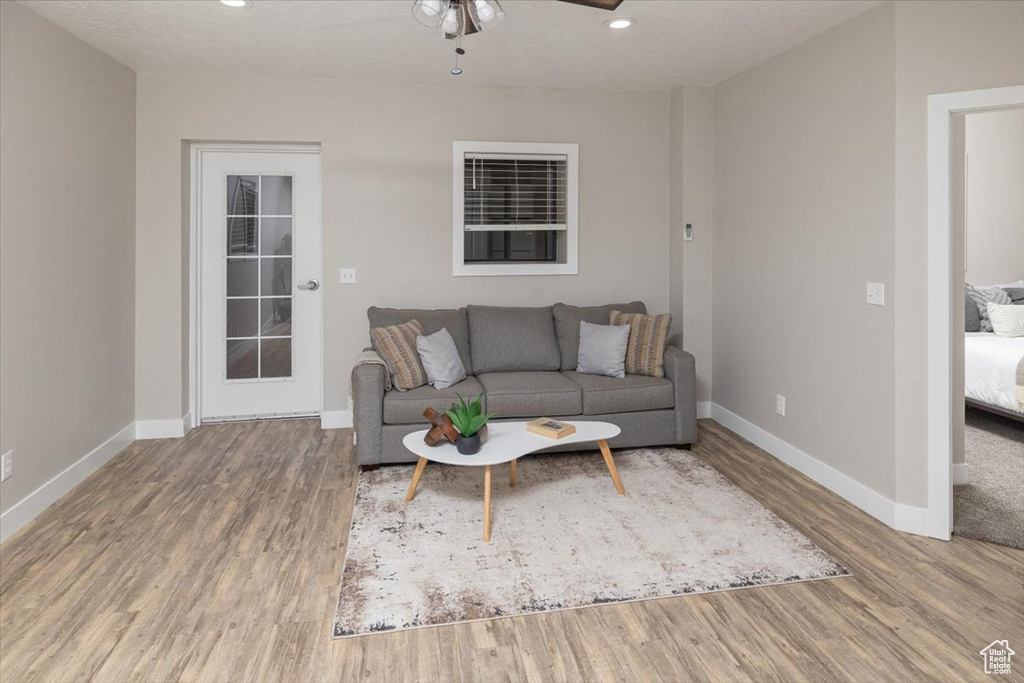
[445,395,495,455]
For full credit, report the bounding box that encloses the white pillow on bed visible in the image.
[987,302,1024,338]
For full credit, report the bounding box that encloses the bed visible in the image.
[964,332,1024,421]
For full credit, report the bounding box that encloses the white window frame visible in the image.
[452,141,579,276]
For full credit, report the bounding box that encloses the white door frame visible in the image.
[926,85,1024,540]
[189,143,324,428]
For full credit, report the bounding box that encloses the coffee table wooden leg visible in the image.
[598,439,625,496]
[483,465,492,542]
[510,459,517,488]
[405,457,428,502]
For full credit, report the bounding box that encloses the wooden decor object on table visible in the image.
[422,407,459,446]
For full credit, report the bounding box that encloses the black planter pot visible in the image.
[456,433,481,455]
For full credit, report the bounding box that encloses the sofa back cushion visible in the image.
[367,307,473,375]
[552,301,646,371]
[467,305,561,374]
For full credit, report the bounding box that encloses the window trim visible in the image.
[452,141,579,276]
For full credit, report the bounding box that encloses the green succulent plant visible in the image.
[445,394,495,438]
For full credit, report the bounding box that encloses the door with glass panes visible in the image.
[199,149,322,421]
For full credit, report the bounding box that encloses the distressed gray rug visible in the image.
[333,447,848,637]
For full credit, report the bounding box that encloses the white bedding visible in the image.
[965,332,1024,412]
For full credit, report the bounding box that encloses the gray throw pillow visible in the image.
[966,283,1012,332]
[965,287,981,332]
[416,327,467,390]
[576,321,630,378]
[552,301,646,371]
[1004,287,1024,304]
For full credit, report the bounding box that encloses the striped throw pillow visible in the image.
[987,303,1024,338]
[609,310,672,378]
[370,320,427,391]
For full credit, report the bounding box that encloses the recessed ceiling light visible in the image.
[604,17,635,30]
[220,0,247,7]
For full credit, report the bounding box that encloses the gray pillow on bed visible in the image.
[1004,287,1024,304]
[965,289,982,332]
[966,283,1012,332]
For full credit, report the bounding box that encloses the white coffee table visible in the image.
[401,420,622,542]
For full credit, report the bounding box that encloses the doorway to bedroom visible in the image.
[951,106,1024,549]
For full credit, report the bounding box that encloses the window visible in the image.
[453,141,578,276]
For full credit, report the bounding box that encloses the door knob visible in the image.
[298,278,320,292]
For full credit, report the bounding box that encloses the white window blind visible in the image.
[463,153,568,231]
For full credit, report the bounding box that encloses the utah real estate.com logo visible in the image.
[980,640,1015,675]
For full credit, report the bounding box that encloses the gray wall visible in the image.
[0,2,136,514]
[964,108,1024,286]
[669,86,714,404]
[134,74,671,421]
[712,4,898,499]
[893,0,1024,507]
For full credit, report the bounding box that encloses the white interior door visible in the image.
[199,149,322,421]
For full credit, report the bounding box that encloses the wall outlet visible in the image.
[1,450,12,482]
[776,395,786,417]
[866,282,885,306]
[347,396,353,412]
[339,268,356,284]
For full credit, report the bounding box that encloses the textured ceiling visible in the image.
[20,0,884,91]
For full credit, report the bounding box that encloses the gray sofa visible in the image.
[351,302,698,466]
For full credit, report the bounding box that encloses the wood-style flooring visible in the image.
[1,419,1021,682]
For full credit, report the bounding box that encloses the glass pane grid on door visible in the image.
[225,174,294,382]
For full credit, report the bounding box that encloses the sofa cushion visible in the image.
[563,371,675,415]
[467,305,561,374]
[368,307,473,375]
[552,301,646,371]
[477,372,582,418]
[383,377,484,425]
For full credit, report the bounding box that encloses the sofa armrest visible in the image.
[663,345,698,444]
[352,348,386,466]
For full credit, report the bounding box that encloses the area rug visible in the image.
[333,447,849,637]
[954,407,1024,549]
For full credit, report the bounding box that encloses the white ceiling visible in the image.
[21,0,883,91]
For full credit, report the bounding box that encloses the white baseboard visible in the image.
[952,462,969,486]
[894,503,930,536]
[709,403,930,536]
[0,423,135,543]
[135,416,189,440]
[696,401,712,419]
[321,410,353,430]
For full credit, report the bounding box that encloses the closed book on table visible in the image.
[527,418,576,439]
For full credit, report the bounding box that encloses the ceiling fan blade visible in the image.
[557,0,625,10]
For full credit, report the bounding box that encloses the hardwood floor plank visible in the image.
[1,418,1020,682]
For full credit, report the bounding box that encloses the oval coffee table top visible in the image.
[402,420,621,467]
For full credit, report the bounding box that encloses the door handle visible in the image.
[298,278,320,292]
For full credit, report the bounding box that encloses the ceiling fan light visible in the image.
[440,5,460,35]
[412,0,450,28]
[474,0,505,25]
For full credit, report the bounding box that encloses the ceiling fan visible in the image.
[411,0,627,75]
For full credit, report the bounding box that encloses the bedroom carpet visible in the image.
[333,447,849,638]
[954,407,1024,549]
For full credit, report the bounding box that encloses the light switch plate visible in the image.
[866,282,885,306]
[684,223,694,242]
[339,268,356,284]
